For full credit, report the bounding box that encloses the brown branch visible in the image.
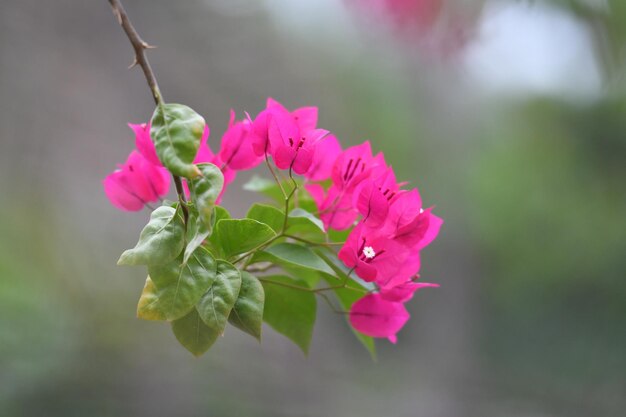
[108,0,189,224]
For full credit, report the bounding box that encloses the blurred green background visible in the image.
[0,0,624,416]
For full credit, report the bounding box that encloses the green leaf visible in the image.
[147,247,217,321]
[136,277,166,321]
[243,176,285,202]
[213,205,231,222]
[286,209,326,241]
[243,176,318,212]
[182,208,211,265]
[213,219,276,259]
[245,204,325,241]
[150,103,205,178]
[328,227,351,244]
[196,260,241,334]
[289,208,325,232]
[189,163,224,226]
[261,275,316,354]
[118,206,185,266]
[246,204,283,233]
[252,243,334,276]
[228,271,264,340]
[171,309,218,357]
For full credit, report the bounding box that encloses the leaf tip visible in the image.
[116,252,131,266]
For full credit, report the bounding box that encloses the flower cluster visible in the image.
[104,97,442,346]
[305,141,443,343]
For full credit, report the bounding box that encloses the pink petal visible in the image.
[130,123,161,166]
[355,261,378,282]
[384,188,423,235]
[320,196,359,230]
[218,115,262,170]
[291,147,313,175]
[353,180,389,228]
[380,280,439,303]
[268,111,300,154]
[273,144,297,171]
[250,109,272,156]
[331,141,374,188]
[394,208,443,250]
[103,150,170,212]
[349,293,410,341]
[370,240,416,288]
[305,134,342,181]
[292,106,318,131]
[103,173,145,211]
[415,211,443,251]
[337,225,379,282]
[266,97,289,113]
[304,183,326,208]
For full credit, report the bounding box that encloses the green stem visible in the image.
[282,234,344,247]
[265,153,287,199]
[281,167,298,233]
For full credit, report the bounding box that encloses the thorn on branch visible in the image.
[141,41,157,49]
[128,57,138,69]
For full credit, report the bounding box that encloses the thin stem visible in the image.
[258,277,311,292]
[245,263,277,273]
[283,234,344,247]
[317,292,349,315]
[108,0,189,225]
[265,153,287,199]
[281,167,299,233]
[312,267,362,293]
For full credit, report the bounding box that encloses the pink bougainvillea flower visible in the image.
[383,189,443,250]
[378,249,421,290]
[338,224,418,285]
[304,134,342,181]
[352,166,401,228]
[193,124,212,163]
[103,150,170,211]
[249,109,273,156]
[267,110,329,175]
[218,110,262,171]
[318,185,360,231]
[129,122,161,166]
[330,141,381,191]
[250,98,319,156]
[396,207,443,250]
[267,97,319,132]
[315,142,387,230]
[349,293,410,343]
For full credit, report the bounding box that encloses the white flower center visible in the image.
[362,246,376,259]
[419,208,424,214]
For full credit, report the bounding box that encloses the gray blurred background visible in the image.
[1,0,625,416]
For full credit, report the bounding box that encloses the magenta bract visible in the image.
[103,150,170,211]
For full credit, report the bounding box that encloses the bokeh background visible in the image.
[1,0,625,416]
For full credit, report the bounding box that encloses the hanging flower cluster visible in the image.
[104,98,442,356]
